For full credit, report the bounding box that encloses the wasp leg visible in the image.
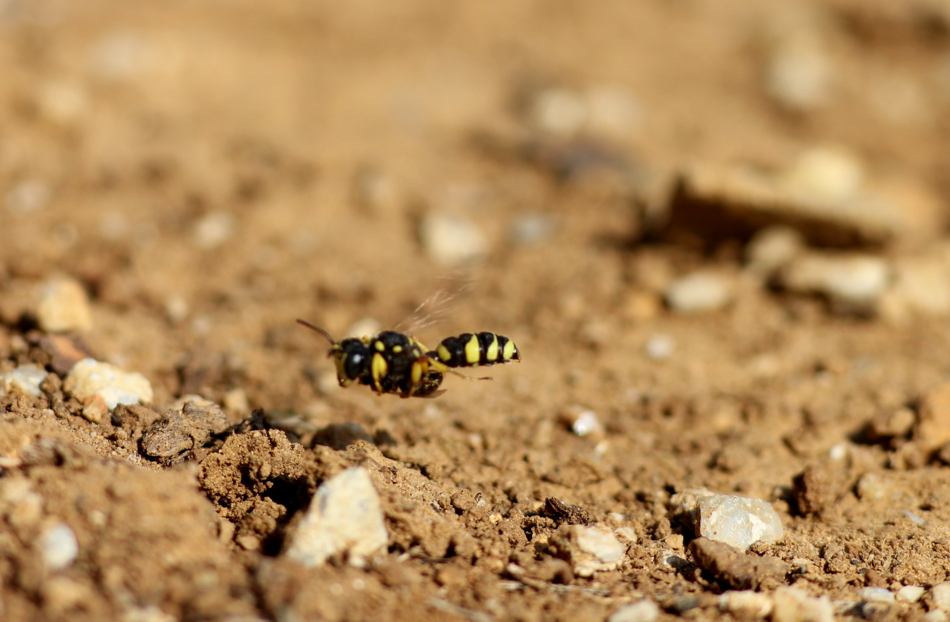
[371,352,388,395]
[426,358,492,381]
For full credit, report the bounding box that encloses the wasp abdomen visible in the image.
[434,332,520,367]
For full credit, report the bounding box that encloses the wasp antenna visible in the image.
[296,319,337,344]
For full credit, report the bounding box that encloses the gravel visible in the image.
[0,364,49,397]
[665,271,734,313]
[41,523,79,570]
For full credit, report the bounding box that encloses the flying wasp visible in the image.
[296,319,520,399]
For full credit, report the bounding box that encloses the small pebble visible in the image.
[644,334,674,360]
[745,226,805,277]
[719,590,773,619]
[924,611,949,622]
[857,587,894,604]
[779,252,890,314]
[419,211,488,266]
[64,358,154,410]
[192,211,236,250]
[0,364,49,397]
[896,585,925,603]
[607,600,659,622]
[41,523,79,570]
[37,277,93,333]
[695,493,784,551]
[528,87,588,137]
[765,37,833,112]
[570,410,601,437]
[927,582,950,612]
[771,586,834,622]
[81,394,110,424]
[551,524,626,577]
[915,382,950,452]
[778,145,864,204]
[284,466,388,567]
[163,296,189,324]
[665,271,734,313]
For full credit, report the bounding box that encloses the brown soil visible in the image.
[3,1,950,620]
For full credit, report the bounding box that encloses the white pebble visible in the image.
[896,586,925,603]
[552,524,626,577]
[929,582,950,612]
[857,587,894,604]
[41,523,79,570]
[780,253,890,313]
[665,271,734,313]
[771,586,834,622]
[719,590,773,619]
[607,600,659,622]
[745,226,805,277]
[419,211,487,266]
[528,88,588,137]
[695,493,784,551]
[644,334,674,360]
[571,410,601,437]
[0,364,49,397]
[779,145,864,204]
[192,211,236,250]
[64,358,154,410]
[37,278,93,333]
[924,611,949,622]
[765,37,833,112]
[284,466,388,567]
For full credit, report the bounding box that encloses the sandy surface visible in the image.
[4,0,950,620]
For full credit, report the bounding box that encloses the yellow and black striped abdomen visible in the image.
[433,332,520,368]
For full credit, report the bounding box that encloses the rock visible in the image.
[607,600,659,622]
[37,334,93,376]
[771,586,834,622]
[778,252,890,314]
[858,587,894,604]
[915,382,950,452]
[765,37,833,112]
[41,522,79,570]
[80,394,110,424]
[745,226,805,277]
[558,407,601,437]
[665,271,734,313]
[37,278,93,333]
[926,582,950,612]
[192,211,236,250]
[777,146,864,204]
[718,590,773,619]
[64,358,153,410]
[694,494,784,551]
[896,585,925,603]
[419,211,488,266]
[541,497,591,526]
[284,466,388,567]
[0,364,49,397]
[689,537,788,590]
[142,401,230,461]
[550,524,626,577]
[665,164,942,249]
[644,334,674,360]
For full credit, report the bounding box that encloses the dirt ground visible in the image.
[5,0,950,620]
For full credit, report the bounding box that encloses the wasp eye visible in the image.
[344,351,366,379]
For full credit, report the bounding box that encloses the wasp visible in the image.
[296,319,520,398]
